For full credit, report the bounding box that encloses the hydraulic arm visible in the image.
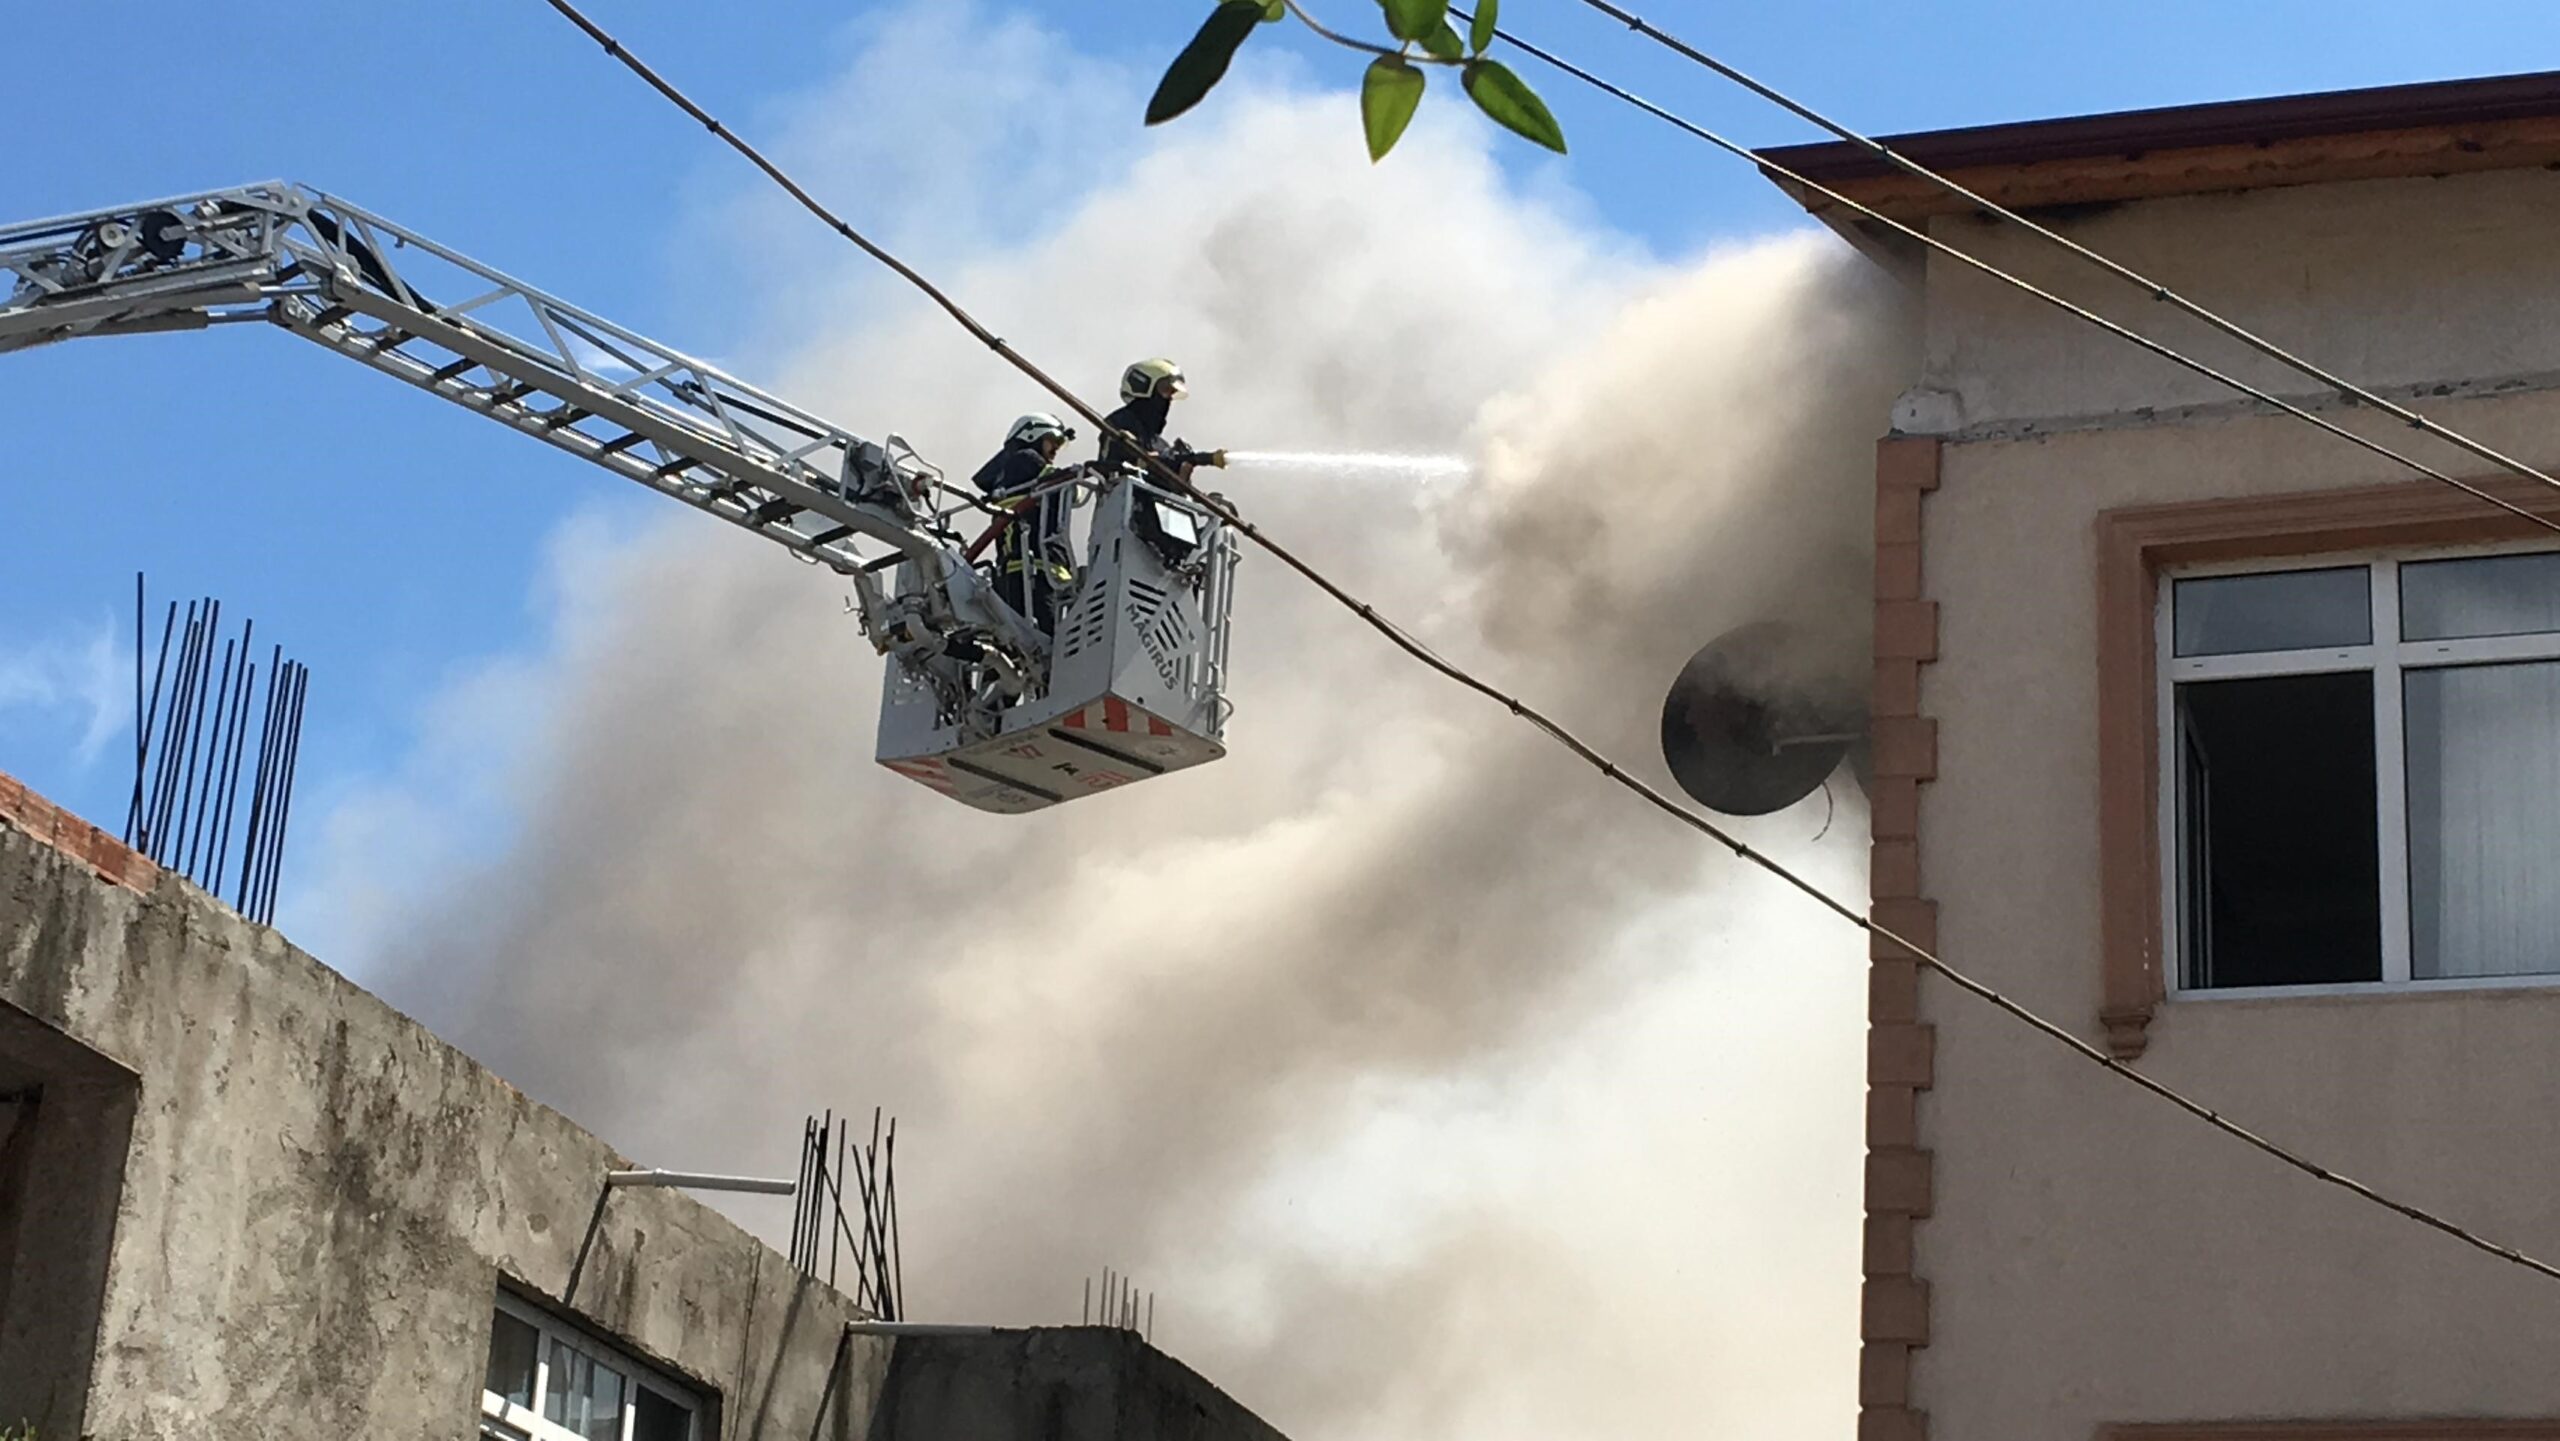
[1,183,1239,814]
[0,181,1044,666]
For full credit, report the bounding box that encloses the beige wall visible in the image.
[1898,165,2560,1438]
[1912,167,2560,435]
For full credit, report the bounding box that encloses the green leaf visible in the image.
[1361,56,1426,161]
[1146,2,1268,126]
[1420,18,1465,60]
[1380,0,1449,44]
[1467,0,1498,54]
[1461,58,1566,153]
[1261,0,1285,16]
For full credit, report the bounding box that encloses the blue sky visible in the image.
[6,1,2558,927]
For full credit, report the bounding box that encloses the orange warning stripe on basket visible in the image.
[883,758,956,793]
[1060,697,1177,737]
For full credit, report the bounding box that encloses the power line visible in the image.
[1456,6,2560,538]
[534,0,2560,1287]
[1561,0,2560,521]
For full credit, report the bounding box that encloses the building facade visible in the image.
[1766,72,2560,1441]
[0,773,1284,1441]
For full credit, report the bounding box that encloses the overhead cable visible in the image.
[1456,6,2560,537]
[534,0,2560,1286]
[1560,0,2560,521]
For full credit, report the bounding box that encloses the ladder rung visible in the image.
[308,303,352,330]
[595,431,646,457]
[542,406,590,431]
[747,498,800,526]
[807,524,854,546]
[651,457,701,479]
[370,328,412,352]
[427,356,477,384]
[485,380,532,407]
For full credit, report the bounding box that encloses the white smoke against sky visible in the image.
[352,4,1917,1437]
[0,617,128,770]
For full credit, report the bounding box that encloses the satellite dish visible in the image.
[1660,621,1867,816]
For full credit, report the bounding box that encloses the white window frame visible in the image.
[480,1288,706,1441]
[2158,538,2560,1001]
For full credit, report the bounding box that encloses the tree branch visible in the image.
[1281,0,1467,64]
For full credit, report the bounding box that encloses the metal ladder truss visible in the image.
[0,182,1030,651]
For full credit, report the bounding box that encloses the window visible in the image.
[480,1290,704,1441]
[2163,546,2560,994]
[0,1010,138,1437]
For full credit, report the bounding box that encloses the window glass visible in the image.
[484,1309,539,1411]
[2404,660,2560,978]
[545,1338,629,1441]
[2401,551,2560,641]
[2174,566,2371,657]
[2176,671,2381,988]
[484,1299,703,1441]
[634,1384,694,1441]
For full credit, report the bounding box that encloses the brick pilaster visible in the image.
[1861,435,1940,1441]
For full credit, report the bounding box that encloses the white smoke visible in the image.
[0,616,128,769]
[350,5,1916,1437]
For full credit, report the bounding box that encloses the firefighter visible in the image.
[974,412,1079,633]
[1099,358,1225,570]
[1097,357,1187,475]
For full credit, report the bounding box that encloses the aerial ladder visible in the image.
[0,183,1239,813]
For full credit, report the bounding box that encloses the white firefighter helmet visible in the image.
[1120,357,1187,403]
[1007,412,1074,448]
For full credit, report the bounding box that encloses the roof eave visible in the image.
[1754,70,2560,224]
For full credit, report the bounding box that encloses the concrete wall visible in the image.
[863,1329,1286,1441]
[0,782,1286,1441]
[0,988,136,1432]
[0,794,887,1439]
[1891,160,2560,1439]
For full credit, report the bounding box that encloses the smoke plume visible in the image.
[358,6,1917,1436]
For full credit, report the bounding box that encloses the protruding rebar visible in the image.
[209,639,255,899]
[125,573,146,845]
[116,587,312,920]
[131,594,178,849]
[236,647,285,913]
[147,603,203,856]
[832,1112,849,1290]
[171,600,221,867]
[182,635,237,877]
[885,1115,903,1321]
[258,664,309,924]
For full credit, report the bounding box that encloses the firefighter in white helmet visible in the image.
[972,412,1081,633]
[1098,358,1188,475]
[1098,358,1227,570]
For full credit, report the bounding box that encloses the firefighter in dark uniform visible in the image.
[972,412,1078,633]
[1098,357,1187,474]
[1097,358,1225,571]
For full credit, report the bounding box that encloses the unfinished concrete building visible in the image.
[0,770,1286,1440]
